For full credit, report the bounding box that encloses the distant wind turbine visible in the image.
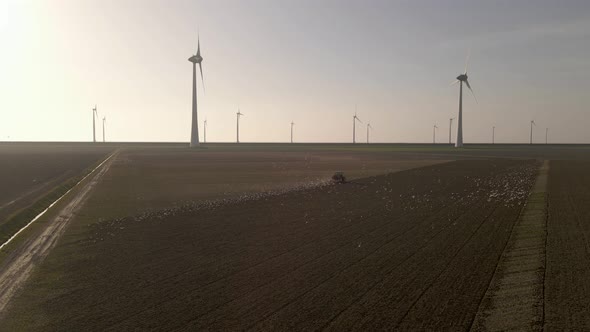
[236,110,244,143]
[290,121,295,143]
[492,126,495,144]
[188,33,205,148]
[92,105,98,143]
[451,51,477,148]
[366,123,373,144]
[449,117,455,144]
[102,116,106,143]
[530,120,536,144]
[545,127,549,144]
[353,107,362,144]
[433,124,438,144]
[204,119,207,143]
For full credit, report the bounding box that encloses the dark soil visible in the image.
[545,161,590,331]
[1,159,538,331]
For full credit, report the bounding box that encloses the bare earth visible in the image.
[0,152,117,313]
[0,158,538,330]
[2,144,590,330]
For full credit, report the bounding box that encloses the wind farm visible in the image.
[2,2,590,331]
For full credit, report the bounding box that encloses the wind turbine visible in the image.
[236,110,244,143]
[492,126,495,144]
[204,119,207,143]
[290,121,295,143]
[366,123,373,144]
[545,127,549,144]
[188,34,205,148]
[102,116,106,143]
[452,51,477,148]
[449,117,455,144]
[530,120,535,144]
[433,124,438,144]
[92,105,98,143]
[352,108,362,144]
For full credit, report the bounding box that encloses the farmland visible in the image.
[545,161,590,331]
[75,146,448,219]
[0,143,113,243]
[0,149,538,330]
[2,143,590,330]
[0,143,112,210]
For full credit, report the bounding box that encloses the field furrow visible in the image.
[0,156,540,331]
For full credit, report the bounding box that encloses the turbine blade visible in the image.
[464,48,471,74]
[450,80,460,86]
[197,34,200,56]
[357,117,363,124]
[465,80,478,103]
[199,62,205,93]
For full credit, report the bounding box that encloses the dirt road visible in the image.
[0,152,117,314]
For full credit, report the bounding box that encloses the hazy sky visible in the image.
[1,0,590,143]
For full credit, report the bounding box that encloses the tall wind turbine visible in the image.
[352,110,362,144]
[530,120,535,144]
[433,124,438,144]
[366,123,373,144]
[188,34,205,148]
[92,105,98,143]
[290,121,295,143]
[102,116,106,143]
[452,52,477,148]
[236,110,244,143]
[204,119,207,143]
[449,117,455,144]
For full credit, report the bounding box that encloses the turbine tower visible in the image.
[492,126,495,144]
[433,124,438,144]
[449,117,455,144]
[92,105,98,143]
[366,123,373,144]
[236,110,244,143]
[102,116,106,143]
[545,127,548,144]
[530,120,535,144]
[204,119,207,143]
[352,109,362,144]
[452,52,477,148]
[290,121,295,143]
[188,34,205,148]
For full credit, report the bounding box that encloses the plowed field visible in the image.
[545,161,590,331]
[1,159,539,330]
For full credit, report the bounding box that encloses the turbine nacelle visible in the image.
[457,74,468,81]
[188,54,203,63]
